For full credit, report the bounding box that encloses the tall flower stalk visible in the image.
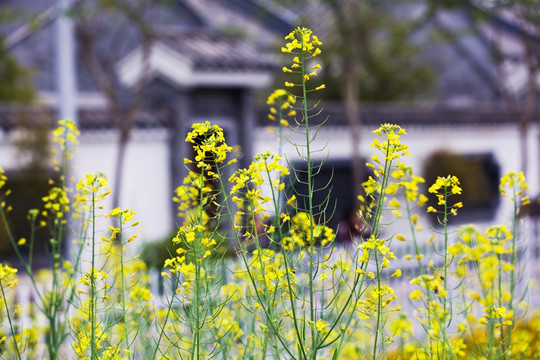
[72,173,110,360]
[157,122,233,359]
[413,175,463,360]
[360,124,409,358]
[283,27,326,358]
[0,120,83,359]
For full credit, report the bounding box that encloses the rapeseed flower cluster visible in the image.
[163,228,213,295]
[0,264,27,359]
[76,173,110,198]
[427,175,463,216]
[282,212,334,250]
[410,274,447,300]
[42,186,70,220]
[51,119,80,158]
[173,171,207,220]
[371,124,410,161]
[357,283,398,321]
[249,249,293,299]
[281,27,325,93]
[185,121,232,170]
[0,166,6,190]
[454,224,516,350]
[358,235,396,271]
[388,163,428,236]
[267,89,296,129]
[229,151,289,242]
[52,119,79,150]
[500,171,529,206]
[0,264,18,289]
[106,208,136,225]
[75,173,110,213]
[390,163,428,205]
[72,322,116,359]
[282,27,322,55]
[363,124,410,208]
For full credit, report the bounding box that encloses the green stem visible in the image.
[370,142,393,360]
[249,201,275,357]
[150,276,180,360]
[263,157,305,358]
[441,194,448,360]
[497,252,507,359]
[404,196,434,360]
[372,251,383,360]
[191,170,206,360]
[0,280,22,360]
[90,190,97,360]
[193,257,201,359]
[298,42,318,360]
[118,218,132,359]
[0,206,45,304]
[440,188,455,360]
[506,181,519,350]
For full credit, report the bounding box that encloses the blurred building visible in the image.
[0,0,539,257]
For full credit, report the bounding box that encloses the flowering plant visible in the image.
[0,26,536,360]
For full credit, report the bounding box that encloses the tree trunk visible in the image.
[111,125,130,213]
[325,0,364,210]
[342,59,363,209]
[520,49,538,176]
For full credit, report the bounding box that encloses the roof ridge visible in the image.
[5,5,58,49]
[467,2,540,46]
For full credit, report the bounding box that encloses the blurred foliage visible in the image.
[0,170,54,266]
[0,114,52,266]
[0,8,51,263]
[319,1,436,102]
[0,8,35,102]
[140,231,178,270]
[272,0,436,102]
[0,37,35,102]
[140,231,236,270]
[11,114,51,174]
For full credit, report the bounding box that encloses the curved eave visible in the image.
[117,41,275,89]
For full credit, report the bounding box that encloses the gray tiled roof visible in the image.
[257,102,531,127]
[0,102,530,133]
[158,29,278,71]
[0,106,170,132]
[2,0,288,93]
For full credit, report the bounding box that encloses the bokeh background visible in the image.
[0,0,539,276]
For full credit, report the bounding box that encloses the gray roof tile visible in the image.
[158,29,278,71]
[0,106,170,132]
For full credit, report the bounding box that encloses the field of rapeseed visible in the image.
[0,27,538,360]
